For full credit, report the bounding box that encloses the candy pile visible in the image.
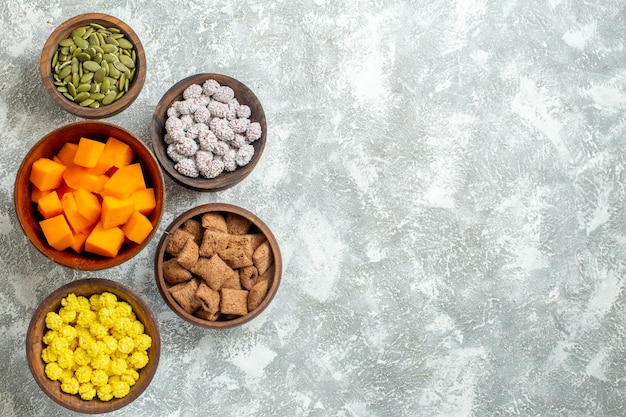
[163,79,262,178]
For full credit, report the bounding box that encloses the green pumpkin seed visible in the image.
[53,80,65,87]
[83,61,101,72]
[102,91,117,105]
[102,53,118,63]
[63,92,75,101]
[93,45,104,54]
[76,84,91,93]
[83,27,94,39]
[119,73,126,90]
[52,51,59,68]
[94,67,106,83]
[59,38,74,47]
[102,43,118,54]
[115,91,125,100]
[76,52,90,62]
[90,23,106,30]
[113,61,128,73]
[116,38,133,50]
[107,27,121,33]
[56,86,68,93]
[72,73,80,87]
[90,93,105,100]
[108,65,121,79]
[57,65,72,79]
[90,83,100,93]
[71,27,86,38]
[73,92,90,102]
[118,54,135,69]
[79,98,95,107]
[105,37,119,46]
[80,72,94,83]
[73,36,89,49]
[68,82,77,96]
[88,34,99,46]
[71,57,79,74]
[93,54,103,64]
[101,78,111,93]
[89,101,100,108]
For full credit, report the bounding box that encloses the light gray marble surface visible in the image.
[1,0,626,416]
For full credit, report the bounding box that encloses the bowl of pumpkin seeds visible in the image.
[40,13,146,119]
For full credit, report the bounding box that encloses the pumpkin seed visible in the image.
[102,91,117,105]
[73,92,90,102]
[116,38,133,49]
[63,92,75,101]
[76,83,91,93]
[94,67,106,83]
[101,78,111,93]
[80,72,94,83]
[79,98,95,107]
[72,73,80,87]
[71,27,86,38]
[58,65,72,79]
[68,83,77,96]
[107,27,121,33]
[59,38,74,47]
[73,36,89,49]
[102,43,118,54]
[90,23,106,30]
[89,101,100,108]
[56,86,68,93]
[90,93,105,101]
[83,61,101,72]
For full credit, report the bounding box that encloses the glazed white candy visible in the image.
[163,78,261,178]
[174,158,199,177]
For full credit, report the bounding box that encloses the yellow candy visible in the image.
[97,384,114,401]
[42,292,150,402]
[78,382,97,400]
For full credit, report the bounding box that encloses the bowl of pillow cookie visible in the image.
[154,203,281,328]
[150,73,267,192]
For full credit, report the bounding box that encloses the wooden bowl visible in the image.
[26,278,160,414]
[40,13,146,119]
[151,73,267,191]
[154,203,282,328]
[14,121,165,270]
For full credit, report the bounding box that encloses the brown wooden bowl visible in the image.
[14,121,165,270]
[40,13,146,119]
[154,203,281,328]
[151,73,267,192]
[26,278,161,414]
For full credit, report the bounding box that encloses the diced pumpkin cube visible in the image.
[40,214,74,251]
[100,163,146,200]
[101,196,135,229]
[56,142,79,166]
[61,192,98,232]
[55,183,75,199]
[122,211,153,244]
[85,153,114,176]
[31,186,50,204]
[62,165,100,192]
[85,222,125,257]
[30,158,67,191]
[37,191,63,219]
[131,188,157,216]
[74,137,106,168]
[73,188,102,222]
[69,227,92,253]
[93,175,110,194]
[103,136,134,167]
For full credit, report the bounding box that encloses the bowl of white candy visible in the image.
[150,73,266,192]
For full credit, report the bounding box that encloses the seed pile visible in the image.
[163,79,262,179]
[52,23,137,108]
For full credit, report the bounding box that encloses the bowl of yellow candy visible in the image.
[26,278,160,414]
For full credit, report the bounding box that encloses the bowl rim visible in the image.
[13,120,165,271]
[154,203,282,328]
[26,277,161,414]
[150,73,267,192]
[40,12,146,119]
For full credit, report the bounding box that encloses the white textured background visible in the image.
[1,0,626,416]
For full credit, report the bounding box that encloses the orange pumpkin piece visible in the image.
[40,214,74,251]
[56,142,79,166]
[122,211,153,244]
[31,186,50,204]
[63,165,100,192]
[101,196,135,229]
[73,188,102,222]
[74,137,106,168]
[70,228,92,253]
[30,158,67,191]
[92,175,110,194]
[100,163,146,200]
[103,136,134,168]
[37,191,63,219]
[61,192,98,232]
[85,222,125,257]
[131,188,157,216]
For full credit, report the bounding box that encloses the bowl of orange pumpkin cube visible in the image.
[14,121,165,270]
